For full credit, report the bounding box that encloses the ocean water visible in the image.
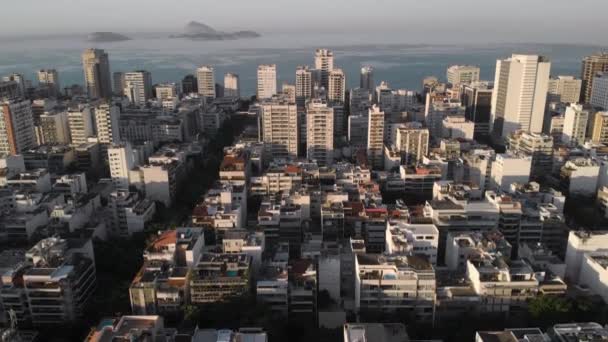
[0,32,605,95]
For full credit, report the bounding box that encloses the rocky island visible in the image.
[87,32,131,42]
[171,21,261,41]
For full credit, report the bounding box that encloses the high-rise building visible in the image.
[547,76,582,104]
[181,74,198,94]
[367,105,385,170]
[360,66,374,91]
[393,123,429,165]
[447,65,480,86]
[592,112,608,144]
[260,97,298,160]
[108,142,136,190]
[37,69,60,97]
[442,115,475,140]
[68,105,95,145]
[281,83,296,104]
[295,66,313,108]
[349,88,371,117]
[224,73,240,98]
[0,100,36,155]
[490,54,551,138]
[124,71,152,107]
[196,66,216,100]
[590,73,608,110]
[314,49,334,89]
[327,68,346,104]
[94,103,121,144]
[36,111,71,145]
[348,115,368,148]
[581,52,608,104]
[562,104,589,146]
[257,64,277,100]
[2,73,26,98]
[461,81,493,139]
[0,80,22,100]
[113,72,125,97]
[154,83,180,101]
[82,48,112,99]
[507,131,554,181]
[306,100,334,166]
[490,153,532,192]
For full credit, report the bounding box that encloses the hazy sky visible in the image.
[3,0,608,44]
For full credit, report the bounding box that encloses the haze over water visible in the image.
[0,32,605,95]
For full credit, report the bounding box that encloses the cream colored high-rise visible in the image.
[367,105,385,170]
[260,97,298,160]
[394,124,429,165]
[94,103,121,144]
[592,112,608,144]
[37,69,60,96]
[68,105,95,145]
[562,103,589,146]
[108,142,135,191]
[547,76,582,104]
[82,48,112,99]
[257,64,277,100]
[490,54,551,138]
[328,69,346,104]
[314,49,334,89]
[306,100,334,166]
[581,53,608,104]
[446,65,480,86]
[296,66,313,107]
[196,66,216,100]
[124,71,152,107]
[224,73,240,98]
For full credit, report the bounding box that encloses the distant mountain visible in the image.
[171,21,260,41]
[87,32,131,42]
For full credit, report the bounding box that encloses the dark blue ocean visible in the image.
[0,32,605,95]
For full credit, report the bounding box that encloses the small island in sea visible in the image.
[86,32,131,42]
[170,21,261,41]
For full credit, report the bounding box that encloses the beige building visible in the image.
[306,100,334,166]
[0,100,36,155]
[314,48,334,89]
[124,71,152,107]
[37,69,60,96]
[367,105,385,170]
[67,105,95,144]
[224,73,240,98]
[36,111,71,145]
[393,123,429,165]
[257,64,277,100]
[562,103,589,146]
[295,66,313,107]
[491,54,551,138]
[446,65,480,86]
[547,75,582,104]
[82,48,112,99]
[442,115,475,140]
[196,65,216,100]
[260,97,298,160]
[328,68,346,104]
[94,103,121,144]
[592,112,608,144]
[581,52,608,103]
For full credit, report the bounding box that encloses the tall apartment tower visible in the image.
[490,54,551,138]
[447,65,480,86]
[328,69,346,104]
[37,69,60,96]
[124,71,152,107]
[224,73,240,98]
[562,103,589,146]
[0,99,36,155]
[196,66,216,100]
[507,131,554,181]
[2,73,26,98]
[590,73,608,110]
[260,97,298,160]
[68,105,95,145]
[108,142,136,190]
[547,76,582,104]
[94,103,121,144]
[113,72,125,97]
[314,49,334,89]
[82,48,112,99]
[306,100,334,166]
[592,112,608,144]
[367,105,385,170]
[581,53,608,104]
[296,66,313,108]
[257,64,277,100]
[394,123,430,165]
[360,66,374,91]
[461,81,493,139]
[36,111,71,145]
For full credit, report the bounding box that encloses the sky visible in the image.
[2,0,608,44]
